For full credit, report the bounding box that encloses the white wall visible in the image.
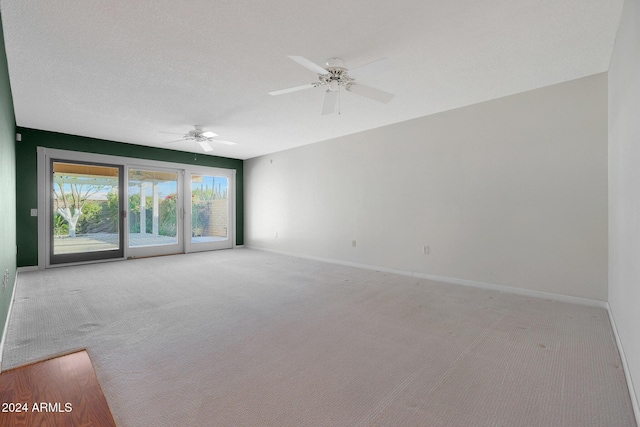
[609,0,640,416]
[245,74,608,301]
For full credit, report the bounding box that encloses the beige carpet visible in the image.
[2,249,636,426]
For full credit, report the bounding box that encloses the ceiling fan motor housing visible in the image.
[267,55,394,110]
[319,59,352,91]
[183,127,217,142]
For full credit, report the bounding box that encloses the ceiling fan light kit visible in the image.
[269,56,395,115]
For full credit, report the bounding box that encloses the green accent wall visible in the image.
[15,127,244,267]
[0,12,17,349]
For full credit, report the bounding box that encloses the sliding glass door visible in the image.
[186,173,233,252]
[42,149,235,267]
[127,168,182,258]
[50,160,124,264]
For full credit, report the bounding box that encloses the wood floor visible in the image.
[0,350,116,427]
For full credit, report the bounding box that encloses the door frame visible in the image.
[126,164,184,259]
[184,168,235,253]
[48,158,125,265]
[37,147,236,269]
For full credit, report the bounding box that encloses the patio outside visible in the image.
[53,164,228,257]
[53,232,225,255]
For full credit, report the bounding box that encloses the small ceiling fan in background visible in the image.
[162,125,237,152]
[269,56,394,115]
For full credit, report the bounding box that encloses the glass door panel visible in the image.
[127,168,182,258]
[51,160,124,264]
[187,173,232,252]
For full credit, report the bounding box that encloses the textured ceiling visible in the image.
[0,0,624,160]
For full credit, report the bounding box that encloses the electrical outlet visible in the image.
[352,240,357,247]
[422,245,430,254]
[2,269,7,292]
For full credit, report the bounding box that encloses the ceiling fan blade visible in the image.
[288,55,329,75]
[321,89,338,115]
[212,139,237,146]
[268,83,317,96]
[163,139,185,144]
[159,131,186,136]
[196,140,214,152]
[347,83,394,104]
[348,57,392,80]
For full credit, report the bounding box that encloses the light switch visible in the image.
[30,209,38,217]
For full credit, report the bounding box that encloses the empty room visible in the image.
[0,0,639,426]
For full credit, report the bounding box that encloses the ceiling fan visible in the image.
[269,56,394,115]
[162,125,237,152]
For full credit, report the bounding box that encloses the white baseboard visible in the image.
[17,265,39,273]
[410,270,607,308]
[244,246,607,308]
[0,271,18,372]
[606,304,640,426]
